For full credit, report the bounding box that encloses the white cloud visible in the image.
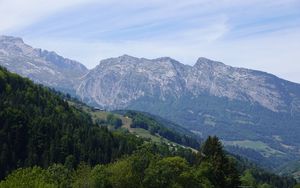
[0,0,97,33]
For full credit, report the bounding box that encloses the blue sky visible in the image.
[1,0,300,82]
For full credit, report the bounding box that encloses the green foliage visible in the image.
[199,136,241,188]
[0,166,55,188]
[143,156,190,188]
[191,162,214,188]
[71,163,92,188]
[47,164,72,188]
[241,170,257,187]
[90,164,111,188]
[107,157,140,188]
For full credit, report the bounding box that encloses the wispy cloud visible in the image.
[0,0,99,33]
[1,0,300,82]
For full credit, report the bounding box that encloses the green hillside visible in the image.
[0,66,145,179]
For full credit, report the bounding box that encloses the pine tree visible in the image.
[199,136,240,188]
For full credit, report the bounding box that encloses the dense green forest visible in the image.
[0,66,298,187]
[0,67,143,179]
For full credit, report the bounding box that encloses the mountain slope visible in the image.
[0,36,88,94]
[77,55,300,168]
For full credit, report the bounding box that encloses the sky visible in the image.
[1,0,300,82]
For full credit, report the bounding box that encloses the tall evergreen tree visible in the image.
[199,136,240,188]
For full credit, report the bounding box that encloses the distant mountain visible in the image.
[1,36,300,169]
[77,55,300,168]
[0,36,88,94]
[78,54,300,113]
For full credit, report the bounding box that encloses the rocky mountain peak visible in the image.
[153,57,179,63]
[0,35,36,56]
[0,35,88,94]
[0,35,24,43]
[194,57,226,69]
[119,54,138,60]
[97,54,140,67]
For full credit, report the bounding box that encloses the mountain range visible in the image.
[0,36,88,94]
[1,35,300,169]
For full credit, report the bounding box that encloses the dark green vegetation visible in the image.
[0,66,298,187]
[2,136,296,188]
[0,67,143,179]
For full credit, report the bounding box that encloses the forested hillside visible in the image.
[0,66,298,188]
[0,66,143,179]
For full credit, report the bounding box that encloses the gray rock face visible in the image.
[0,35,88,93]
[187,58,293,112]
[77,55,300,113]
[77,55,189,108]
